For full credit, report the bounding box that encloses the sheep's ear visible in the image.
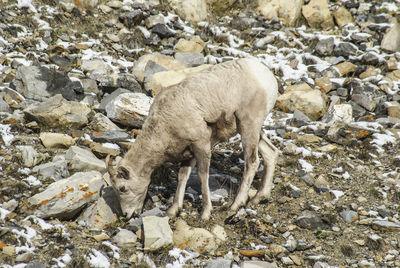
[118,166,130,180]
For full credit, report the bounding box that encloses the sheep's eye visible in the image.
[118,166,130,180]
[119,186,127,193]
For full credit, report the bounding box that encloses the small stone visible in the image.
[16,145,40,167]
[93,233,110,242]
[174,36,205,53]
[335,61,357,76]
[289,254,303,265]
[113,229,137,248]
[314,38,334,56]
[388,105,400,119]
[302,0,334,29]
[333,6,353,27]
[206,258,231,268]
[175,52,204,67]
[241,261,278,268]
[40,132,75,148]
[106,33,120,43]
[107,0,123,8]
[381,22,400,53]
[281,256,293,265]
[152,24,175,38]
[340,210,358,223]
[296,211,328,230]
[359,66,379,79]
[371,220,400,231]
[65,146,106,172]
[315,77,333,93]
[2,245,16,256]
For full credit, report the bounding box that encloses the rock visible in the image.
[16,145,40,167]
[145,15,166,28]
[25,262,46,268]
[119,11,146,28]
[362,53,381,66]
[388,105,400,119]
[302,0,334,30]
[26,171,105,219]
[206,258,231,268]
[290,109,312,127]
[65,146,107,172]
[359,66,379,79]
[173,219,221,252]
[334,42,358,58]
[340,210,358,223]
[241,261,278,268]
[132,53,185,83]
[381,22,400,53]
[40,132,75,148]
[314,38,335,56]
[2,199,18,212]
[97,73,143,94]
[112,228,137,248]
[175,52,204,67]
[332,6,353,27]
[2,245,15,256]
[276,83,328,121]
[91,130,130,143]
[81,59,113,81]
[77,196,118,229]
[174,36,205,53]
[32,156,69,180]
[105,92,153,128]
[151,23,175,38]
[168,0,208,23]
[15,65,83,101]
[377,205,393,218]
[93,233,110,242]
[257,0,303,27]
[143,216,173,250]
[24,94,91,129]
[146,65,211,96]
[335,61,357,76]
[87,113,121,132]
[296,211,329,230]
[99,88,131,112]
[322,102,353,125]
[90,142,120,157]
[371,220,400,231]
[107,0,123,8]
[351,94,376,112]
[315,77,333,93]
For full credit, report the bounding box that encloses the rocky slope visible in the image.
[0,0,400,267]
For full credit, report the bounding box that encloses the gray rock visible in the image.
[296,211,329,230]
[187,170,238,198]
[313,184,330,193]
[315,38,335,56]
[351,94,376,112]
[377,205,393,218]
[113,228,137,248]
[371,220,400,231]
[91,130,130,143]
[340,209,358,223]
[241,261,278,268]
[127,217,142,232]
[25,263,47,268]
[141,207,164,218]
[65,146,106,173]
[143,216,173,250]
[87,113,121,132]
[290,109,312,127]
[15,65,83,101]
[119,11,146,28]
[81,78,100,95]
[300,172,314,186]
[313,262,331,268]
[2,199,18,212]
[26,171,105,219]
[152,23,175,38]
[16,145,40,167]
[230,14,259,31]
[98,73,143,94]
[143,60,168,84]
[349,100,367,118]
[334,42,358,58]
[78,196,118,229]
[206,258,231,268]
[175,52,204,67]
[24,94,91,129]
[105,92,152,128]
[32,157,69,180]
[81,59,113,81]
[362,52,381,65]
[0,96,11,113]
[322,101,353,125]
[99,88,131,111]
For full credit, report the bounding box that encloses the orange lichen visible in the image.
[239,250,265,257]
[41,199,50,205]
[0,241,5,249]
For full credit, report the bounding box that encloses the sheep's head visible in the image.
[109,159,149,219]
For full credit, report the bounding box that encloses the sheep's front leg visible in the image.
[192,141,212,220]
[167,158,196,218]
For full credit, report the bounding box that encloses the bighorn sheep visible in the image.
[110,58,279,220]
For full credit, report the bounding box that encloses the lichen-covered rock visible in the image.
[257,0,303,27]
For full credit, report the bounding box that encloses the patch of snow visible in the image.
[25,215,53,230]
[102,241,120,260]
[371,132,396,153]
[0,206,11,220]
[380,2,399,12]
[86,249,110,268]
[0,124,14,146]
[102,143,120,150]
[18,0,37,13]
[299,159,313,172]
[342,172,350,179]
[24,175,42,186]
[330,190,344,200]
[166,248,199,268]
[52,251,72,268]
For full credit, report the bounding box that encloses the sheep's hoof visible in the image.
[249,193,270,206]
[200,210,211,221]
[166,205,179,218]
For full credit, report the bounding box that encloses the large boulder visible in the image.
[257,0,303,27]
[24,94,91,129]
[105,92,153,127]
[381,23,400,53]
[276,83,328,121]
[167,0,208,23]
[25,171,105,219]
[65,146,107,172]
[302,0,334,29]
[143,216,173,250]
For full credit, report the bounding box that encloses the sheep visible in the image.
[109,58,279,220]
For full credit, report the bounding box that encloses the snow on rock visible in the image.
[86,249,110,268]
[25,171,105,220]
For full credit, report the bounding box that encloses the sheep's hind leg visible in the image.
[230,120,261,211]
[167,158,196,218]
[250,133,278,205]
